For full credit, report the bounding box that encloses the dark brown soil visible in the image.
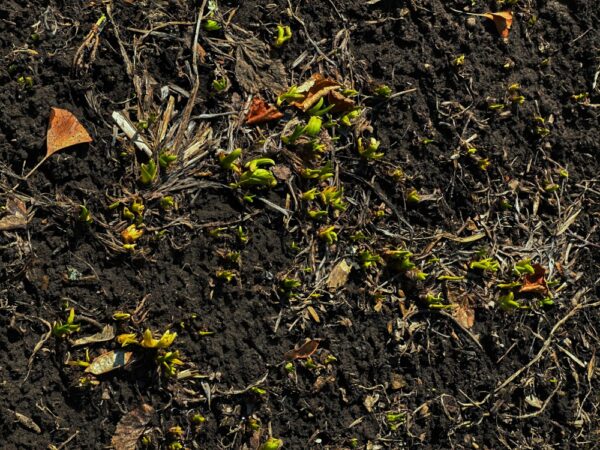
[1,1,599,449]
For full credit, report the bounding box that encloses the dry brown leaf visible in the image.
[306,306,321,323]
[327,90,355,113]
[482,11,513,38]
[291,74,340,111]
[519,264,548,295]
[47,107,93,155]
[235,39,287,94]
[284,339,319,360]
[0,198,29,231]
[111,404,155,450]
[453,303,475,329]
[327,259,352,291]
[86,350,133,375]
[246,97,284,125]
[14,411,41,433]
[73,325,115,347]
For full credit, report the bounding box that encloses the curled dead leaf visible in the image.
[519,264,548,295]
[327,90,355,113]
[111,404,155,450]
[453,303,475,329]
[482,11,513,38]
[284,339,319,360]
[246,97,284,125]
[291,74,341,111]
[0,198,28,231]
[73,325,115,347]
[86,350,133,375]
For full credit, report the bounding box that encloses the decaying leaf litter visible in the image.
[1,0,600,449]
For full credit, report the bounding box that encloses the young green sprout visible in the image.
[452,54,465,67]
[359,250,381,269]
[233,168,277,189]
[203,19,221,31]
[320,186,347,211]
[245,158,275,172]
[307,97,335,116]
[216,269,236,283]
[339,108,361,126]
[280,278,301,298]
[121,224,143,244]
[237,226,249,244]
[318,225,338,245]
[159,151,177,169]
[259,437,283,450]
[406,188,420,204]
[423,292,452,309]
[78,205,92,224]
[157,351,184,377]
[374,84,392,97]
[282,116,322,144]
[160,196,175,210]
[386,412,406,431]
[140,329,178,348]
[139,159,158,185]
[308,209,328,220]
[301,162,334,181]
[273,24,292,47]
[357,137,384,160]
[52,308,80,338]
[513,259,535,276]
[277,85,305,106]
[218,148,242,172]
[498,291,523,310]
[383,249,415,271]
[212,77,228,92]
[470,257,499,273]
[301,188,318,201]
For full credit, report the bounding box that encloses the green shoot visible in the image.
[307,97,334,116]
[281,278,301,291]
[212,77,228,92]
[470,257,499,273]
[301,188,318,201]
[259,437,283,450]
[320,186,347,211]
[218,148,242,172]
[423,292,452,309]
[157,351,184,377]
[357,137,384,160]
[282,116,322,144]
[318,225,338,245]
[141,329,177,348]
[359,250,381,269]
[237,226,249,244]
[513,259,535,276]
[245,158,275,172]
[339,108,361,126]
[159,151,177,169]
[273,25,292,48]
[160,196,175,210]
[52,308,80,338]
[386,412,406,431]
[301,162,334,181]
[308,209,328,220]
[216,269,236,283]
[78,205,92,224]
[233,168,277,188]
[406,189,420,204]
[452,54,465,67]
[383,249,415,271]
[498,291,522,310]
[277,85,305,106]
[203,19,221,31]
[374,84,392,97]
[139,159,158,185]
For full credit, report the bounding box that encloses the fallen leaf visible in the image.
[246,97,284,125]
[111,404,155,450]
[519,264,548,295]
[482,11,513,38]
[235,38,287,94]
[47,107,93,155]
[73,325,115,347]
[86,350,133,375]
[327,90,355,113]
[327,259,352,291]
[291,74,341,112]
[453,303,475,329]
[284,339,319,360]
[363,393,379,412]
[271,164,292,181]
[0,198,28,231]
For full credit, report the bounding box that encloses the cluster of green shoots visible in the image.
[301,185,347,220]
[218,149,277,190]
[496,259,554,310]
[383,248,428,280]
[52,308,80,338]
[118,328,183,377]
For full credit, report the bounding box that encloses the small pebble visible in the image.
[466,17,478,29]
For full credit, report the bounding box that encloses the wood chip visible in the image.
[284,339,319,360]
[307,306,320,323]
[326,259,352,291]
